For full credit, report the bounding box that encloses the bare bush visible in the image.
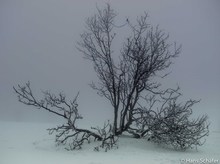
[14,3,209,151]
[13,82,102,150]
[131,88,209,150]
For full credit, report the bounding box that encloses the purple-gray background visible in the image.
[0,0,219,130]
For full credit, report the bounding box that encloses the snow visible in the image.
[0,121,219,164]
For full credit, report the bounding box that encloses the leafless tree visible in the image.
[131,88,209,150]
[77,4,181,135]
[76,3,209,149]
[13,82,102,150]
[14,3,209,151]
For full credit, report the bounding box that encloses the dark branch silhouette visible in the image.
[14,3,209,151]
[77,4,181,136]
[13,82,102,150]
[130,87,209,150]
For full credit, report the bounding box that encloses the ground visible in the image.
[0,121,219,164]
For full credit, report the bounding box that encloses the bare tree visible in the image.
[13,82,119,151]
[77,4,181,135]
[14,3,209,151]
[131,88,209,150]
[77,3,209,148]
[13,82,102,150]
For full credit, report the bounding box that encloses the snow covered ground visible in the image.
[0,121,219,164]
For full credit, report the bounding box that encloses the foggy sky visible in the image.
[0,0,220,130]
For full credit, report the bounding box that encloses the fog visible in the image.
[0,0,220,130]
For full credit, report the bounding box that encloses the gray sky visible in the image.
[0,0,220,130]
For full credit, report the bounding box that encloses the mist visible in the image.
[0,0,219,130]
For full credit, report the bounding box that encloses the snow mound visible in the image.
[0,121,219,164]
